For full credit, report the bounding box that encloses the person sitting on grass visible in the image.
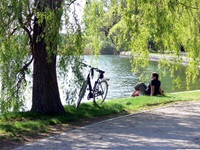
[131,72,164,96]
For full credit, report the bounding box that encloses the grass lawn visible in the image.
[0,90,200,148]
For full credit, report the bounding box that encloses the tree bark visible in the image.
[31,0,65,115]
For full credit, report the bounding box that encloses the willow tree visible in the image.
[0,0,84,114]
[84,0,200,87]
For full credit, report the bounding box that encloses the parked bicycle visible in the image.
[76,63,109,108]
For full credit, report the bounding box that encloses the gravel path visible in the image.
[15,101,200,150]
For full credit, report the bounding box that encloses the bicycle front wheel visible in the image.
[76,80,87,108]
[93,80,108,105]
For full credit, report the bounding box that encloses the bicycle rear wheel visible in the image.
[76,80,87,108]
[93,80,108,105]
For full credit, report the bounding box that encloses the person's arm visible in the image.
[150,86,155,96]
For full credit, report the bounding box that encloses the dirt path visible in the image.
[15,101,200,150]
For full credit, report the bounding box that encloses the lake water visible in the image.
[24,55,200,110]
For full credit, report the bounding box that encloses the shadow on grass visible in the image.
[0,102,127,140]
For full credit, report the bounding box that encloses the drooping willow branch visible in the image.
[16,56,34,97]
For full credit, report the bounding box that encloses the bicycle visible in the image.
[76,63,109,108]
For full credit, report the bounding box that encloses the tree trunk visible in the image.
[31,0,65,115]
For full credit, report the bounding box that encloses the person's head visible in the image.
[151,72,159,80]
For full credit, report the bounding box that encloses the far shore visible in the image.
[120,51,200,68]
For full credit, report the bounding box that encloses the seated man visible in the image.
[131,72,164,96]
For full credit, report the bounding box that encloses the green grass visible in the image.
[0,91,200,142]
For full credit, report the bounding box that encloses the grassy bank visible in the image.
[1,91,200,146]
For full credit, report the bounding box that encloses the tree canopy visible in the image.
[83,0,200,86]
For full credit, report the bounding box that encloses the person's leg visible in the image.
[131,89,140,96]
[139,83,147,95]
[131,82,147,96]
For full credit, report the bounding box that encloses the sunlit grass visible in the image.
[0,91,200,142]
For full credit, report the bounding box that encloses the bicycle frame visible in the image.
[83,64,105,100]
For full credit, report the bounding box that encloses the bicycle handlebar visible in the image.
[82,62,105,74]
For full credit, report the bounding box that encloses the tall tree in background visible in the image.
[83,0,126,53]
[0,0,84,114]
